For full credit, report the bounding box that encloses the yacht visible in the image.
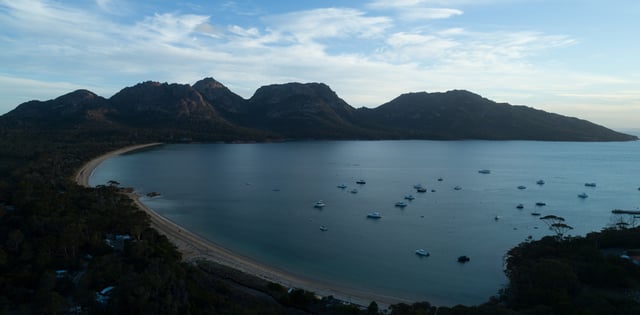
[404,195,415,201]
[395,201,408,208]
[415,249,430,257]
[478,169,491,174]
[578,192,588,199]
[314,201,326,208]
[367,212,382,219]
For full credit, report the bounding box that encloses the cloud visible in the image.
[264,8,392,43]
[135,13,211,44]
[367,0,463,20]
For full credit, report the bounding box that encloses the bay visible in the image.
[89,140,640,306]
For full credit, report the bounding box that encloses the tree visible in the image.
[368,301,379,315]
[550,223,573,238]
[540,215,573,239]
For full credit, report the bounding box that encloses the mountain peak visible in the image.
[193,77,247,116]
[109,81,221,125]
[193,77,227,90]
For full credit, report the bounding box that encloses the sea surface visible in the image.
[90,140,640,306]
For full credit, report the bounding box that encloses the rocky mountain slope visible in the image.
[2,78,636,142]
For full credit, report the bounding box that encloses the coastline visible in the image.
[74,143,411,309]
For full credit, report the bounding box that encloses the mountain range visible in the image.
[2,77,636,141]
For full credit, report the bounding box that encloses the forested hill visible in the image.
[2,78,636,142]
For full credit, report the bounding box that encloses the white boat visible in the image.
[578,192,588,199]
[314,201,326,208]
[395,201,407,208]
[319,225,328,231]
[536,180,545,185]
[415,249,430,257]
[337,184,347,189]
[367,212,382,219]
[585,182,596,187]
[404,195,415,200]
[478,169,491,174]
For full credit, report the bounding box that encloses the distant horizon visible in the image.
[1,1,639,129]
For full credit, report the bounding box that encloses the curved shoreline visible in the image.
[74,143,412,308]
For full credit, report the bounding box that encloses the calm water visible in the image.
[90,140,640,306]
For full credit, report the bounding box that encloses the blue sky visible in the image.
[1,0,638,129]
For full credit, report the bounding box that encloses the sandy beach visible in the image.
[74,143,410,308]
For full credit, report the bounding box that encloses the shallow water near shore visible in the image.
[90,140,640,306]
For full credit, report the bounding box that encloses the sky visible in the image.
[1,0,639,129]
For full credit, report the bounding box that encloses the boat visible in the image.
[494,215,500,221]
[413,184,423,189]
[478,169,491,174]
[395,201,408,208]
[516,203,524,209]
[536,180,545,185]
[415,249,430,257]
[612,209,640,215]
[337,184,347,189]
[350,189,358,194]
[366,212,382,219]
[535,202,546,206]
[584,182,596,187]
[319,225,328,231]
[416,187,427,193]
[356,179,366,185]
[531,212,541,216]
[437,178,443,182]
[578,192,588,199]
[404,195,415,200]
[454,186,462,191]
[457,255,470,263]
[314,201,326,208]
[517,185,526,190]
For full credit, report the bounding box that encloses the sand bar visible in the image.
[75,143,412,308]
